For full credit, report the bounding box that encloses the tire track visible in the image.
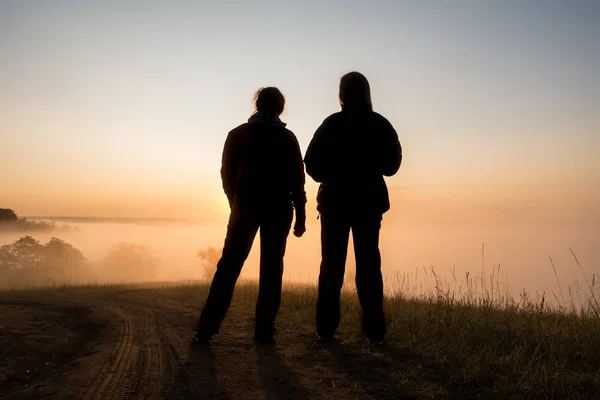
[135,307,164,398]
[101,293,192,399]
[150,304,192,399]
[77,307,135,400]
[6,287,374,399]
[149,300,234,399]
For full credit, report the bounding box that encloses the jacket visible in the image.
[221,122,306,213]
[304,110,402,214]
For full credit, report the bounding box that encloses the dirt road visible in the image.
[0,286,428,400]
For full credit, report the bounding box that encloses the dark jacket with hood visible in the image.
[304,110,402,214]
[221,118,306,214]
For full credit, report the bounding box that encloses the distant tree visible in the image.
[197,247,222,280]
[0,241,21,284]
[0,208,74,233]
[44,237,89,279]
[0,236,45,270]
[0,208,18,222]
[0,236,92,287]
[97,243,158,282]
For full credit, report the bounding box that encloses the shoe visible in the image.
[317,334,334,343]
[254,326,275,344]
[253,334,275,345]
[192,330,212,345]
[367,337,385,346]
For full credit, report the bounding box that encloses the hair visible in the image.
[253,87,285,116]
[339,72,373,111]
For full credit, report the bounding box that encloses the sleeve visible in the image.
[288,132,307,215]
[220,129,238,205]
[304,118,332,183]
[379,118,402,177]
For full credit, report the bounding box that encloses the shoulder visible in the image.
[372,112,391,125]
[280,126,300,143]
[322,112,343,125]
[372,112,396,131]
[314,112,343,133]
[225,123,252,143]
[228,123,250,136]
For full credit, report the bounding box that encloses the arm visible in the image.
[288,133,307,215]
[304,118,332,183]
[288,132,307,237]
[379,118,402,177]
[220,129,239,206]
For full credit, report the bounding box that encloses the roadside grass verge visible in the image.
[162,272,600,399]
[2,251,598,399]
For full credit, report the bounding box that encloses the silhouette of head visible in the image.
[339,72,373,111]
[254,87,285,117]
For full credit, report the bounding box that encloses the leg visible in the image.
[316,211,351,340]
[352,213,386,342]
[197,207,259,337]
[254,207,293,340]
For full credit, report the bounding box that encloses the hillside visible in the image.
[0,283,599,399]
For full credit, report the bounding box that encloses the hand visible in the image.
[293,220,306,238]
[293,211,306,238]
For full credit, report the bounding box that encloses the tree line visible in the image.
[0,208,74,233]
[0,236,158,288]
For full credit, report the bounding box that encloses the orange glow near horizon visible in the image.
[1,1,599,224]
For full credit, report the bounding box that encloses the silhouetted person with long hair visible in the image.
[194,87,306,344]
[304,72,402,343]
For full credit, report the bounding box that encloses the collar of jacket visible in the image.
[248,112,287,127]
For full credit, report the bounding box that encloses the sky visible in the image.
[1,0,599,221]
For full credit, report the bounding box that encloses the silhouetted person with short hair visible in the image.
[304,72,402,343]
[194,87,306,344]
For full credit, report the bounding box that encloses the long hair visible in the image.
[339,72,373,111]
[253,87,285,117]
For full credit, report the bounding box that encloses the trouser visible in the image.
[198,203,293,336]
[316,210,387,341]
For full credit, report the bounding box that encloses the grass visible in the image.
[2,251,598,399]
[171,246,599,399]
[163,272,600,398]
